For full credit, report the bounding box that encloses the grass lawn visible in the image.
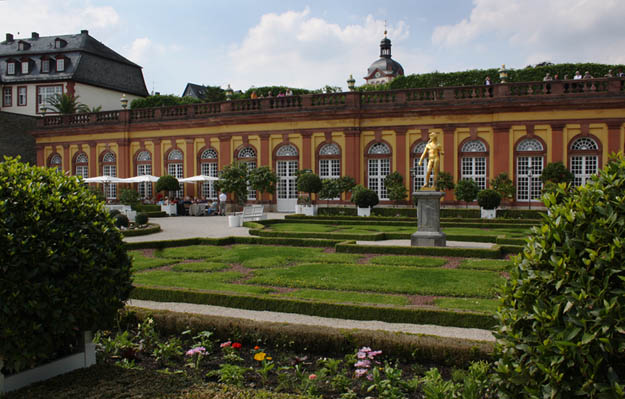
[130,244,508,315]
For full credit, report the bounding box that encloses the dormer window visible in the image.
[17,41,31,51]
[7,61,15,75]
[41,58,50,73]
[54,38,67,49]
[56,58,65,72]
[21,60,29,74]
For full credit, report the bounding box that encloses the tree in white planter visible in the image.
[455,178,480,208]
[296,171,322,215]
[215,162,249,216]
[351,184,379,216]
[477,189,501,219]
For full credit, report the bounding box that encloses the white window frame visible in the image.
[7,62,15,75]
[56,58,65,72]
[3,87,12,107]
[41,59,50,73]
[37,85,63,112]
[461,157,487,189]
[17,87,26,106]
[368,158,390,200]
[21,61,29,74]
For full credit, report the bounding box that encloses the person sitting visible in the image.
[543,73,553,81]
[582,71,593,79]
[209,201,218,216]
[605,69,614,78]
[250,91,258,99]
[553,73,559,80]
[484,76,492,85]
[618,69,625,78]
[573,71,583,80]
[286,89,293,96]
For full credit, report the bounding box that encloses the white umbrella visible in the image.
[83,176,124,183]
[120,175,159,183]
[178,175,220,183]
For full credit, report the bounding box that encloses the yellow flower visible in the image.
[254,352,266,361]
[267,357,272,360]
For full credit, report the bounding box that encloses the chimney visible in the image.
[80,30,89,35]
[31,32,39,39]
[5,33,14,42]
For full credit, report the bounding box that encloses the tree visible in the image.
[435,171,455,192]
[296,171,323,204]
[119,188,141,209]
[476,189,501,210]
[384,171,407,207]
[198,85,226,102]
[495,153,625,398]
[455,179,480,207]
[0,157,132,373]
[541,161,574,185]
[318,178,341,207]
[47,93,89,114]
[155,175,180,199]
[248,166,277,203]
[130,94,202,109]
[351,184,379,208]
[215,162,249,212]
[336,176,356,204]
[490,173,515,201]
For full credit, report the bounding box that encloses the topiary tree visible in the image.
[477,189,501,210]
[215,162,249,213]
[296,171,322,205]
[0,157,132,373]
[135,213,149,226]
[490,172,515,201]
[248,166,277,203]
[495,153,625,398]
[155,175,180,199]
[351,185,379,208]
[319,178,341,207]
[455,179,480,207]
[336,176,356,204]
[541,161,574,185]
[435,171,455,193]
[119,188,141,209]
[114,213,129,228]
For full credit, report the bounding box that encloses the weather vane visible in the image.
[384,20,387,37]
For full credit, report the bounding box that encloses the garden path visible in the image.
[128,299,495,342]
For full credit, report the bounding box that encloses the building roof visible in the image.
[364,34,404,80]
[182,83,208,99]
[0,30,148,97]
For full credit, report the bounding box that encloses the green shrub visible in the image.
[352,185,379,208]
[477,189,501,210]
[155,175,180,198]
[540,161,574,185]
[109,209,121,217]
[490,173,515,201]
[0,158,132,373]
[296,171,322,201]
[120,188,141,208]
[135,213,149,225]
[455,179,480,206]
[495,153,625,397]
[114,213,130,228]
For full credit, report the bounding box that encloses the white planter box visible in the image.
[301,205,317,216]
[481,208,497,219]
[228,215,242,227]
[1,331,95,394]
[357,207,371,217]
[295,205,303,214]
[160,204,177,216]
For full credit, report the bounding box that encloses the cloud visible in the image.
[0,0,119,37]
[227,9,430,91]
[432,0,625,65]
[125,37,153,64]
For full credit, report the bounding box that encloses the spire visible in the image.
[380,26,391,58]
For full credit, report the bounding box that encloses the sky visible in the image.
[1,0,624,96]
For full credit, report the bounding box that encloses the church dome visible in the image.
[365,32,404,81]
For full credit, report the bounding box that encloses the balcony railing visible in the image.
[38,77,625,129]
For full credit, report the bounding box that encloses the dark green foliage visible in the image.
[248,166,277,201]
[455,179,480,205]
[87,185,106,202]
[477,189,501,210]
[131,287,496,331]
[540,161,574,184]
[495,153,625,398]
[384,171,407,206]
[134,204,160,212]
[215,162,249,211]
[319,178,341,205]
[351,185,379,208]
[236,85,312,99]
[196,85,226,102]
[155,175,180,198]
[436,171,455,192]
[114,213,130,228]
[0,158,132,373]
[135,213,149,225]
[121,223,160,237]
[490,173,515,201]
[119,188,140,208]
[130,94,202,109]
[47,93,89,114]
[336,242,502,259]
[109,209,121,217]
[336,176,356,198]
[296,171,322,200]
[383,171,404,188]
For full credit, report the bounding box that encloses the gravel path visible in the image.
[128,299,495,342]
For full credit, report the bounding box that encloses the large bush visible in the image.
[477,189,501,210]
[0,158,132,373]
[495,153,625,398]
[296,171,322,202]
[455,179,480,206]
[351,185,379,208]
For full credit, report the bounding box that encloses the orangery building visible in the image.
[31,78,625,211]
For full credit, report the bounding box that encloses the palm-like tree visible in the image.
[47,93,90,114]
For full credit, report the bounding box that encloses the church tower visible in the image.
[364,30,404,85]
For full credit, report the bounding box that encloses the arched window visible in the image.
[200,148,218,199]
[411,142,430,192]
[136,150,153,199]
[74,152,88,178]
[167,149,184,198]
[569,137,599,186]
[516,138,544,202]
[49,153,62,172]
[101,151,117,199]
[236,146,257,200]
[366,142,391,200]
[318,143,341,200]
[460,139,488,189]
[275,144,299,211]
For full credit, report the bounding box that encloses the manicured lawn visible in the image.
[130,244,508,314]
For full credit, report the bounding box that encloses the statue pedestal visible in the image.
[411,190,446,247]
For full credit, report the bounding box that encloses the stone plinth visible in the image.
[411,190,446,247]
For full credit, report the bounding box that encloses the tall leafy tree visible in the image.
[455,179,480,207]
[215,162,249,212]
[248,166,277,203]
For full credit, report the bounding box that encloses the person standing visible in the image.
[218,191,227,215]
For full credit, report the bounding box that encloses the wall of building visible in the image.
[0,111,37,164]
[74,83,143,111]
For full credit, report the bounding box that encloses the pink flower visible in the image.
[368,350,382,359]
[308,374,317,380]
[359,346,372,353]
[220,341,232,348]
[355,368,368,378]
[185,346,206,356]
[355,359,371,368]
[357,351,367,359]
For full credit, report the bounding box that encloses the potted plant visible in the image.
[296,171,322,216]
[351,184,379,217]
[155,175,180,216]
[454,178,479,208]
[215,162,249,227]
[477,189,501,219]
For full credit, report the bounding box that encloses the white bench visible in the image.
[239,204,265,221]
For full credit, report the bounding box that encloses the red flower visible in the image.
[254,345,260,350]
[232,342,242,349]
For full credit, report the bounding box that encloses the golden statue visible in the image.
[418,131,443,190]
